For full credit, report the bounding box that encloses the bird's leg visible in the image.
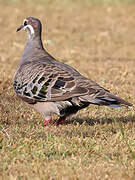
[44,117,52,126]
[55,115,67,126]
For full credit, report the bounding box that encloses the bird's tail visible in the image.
[79,92,133,108]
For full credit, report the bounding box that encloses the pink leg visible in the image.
[55,115,67,126]
[44,117,52,126]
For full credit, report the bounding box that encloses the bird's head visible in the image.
[17,17,42,39]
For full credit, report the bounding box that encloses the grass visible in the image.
[0,0,135,179]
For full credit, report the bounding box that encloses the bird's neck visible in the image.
[19,36,48,66]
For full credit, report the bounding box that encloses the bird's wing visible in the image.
[14,60,132,107]
[14,60,96,103]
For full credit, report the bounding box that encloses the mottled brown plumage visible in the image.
[13,17,132,125]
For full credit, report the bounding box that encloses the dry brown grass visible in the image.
[0,0,135,179]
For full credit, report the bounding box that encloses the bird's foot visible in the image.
[44,117,52,126]
[55,116,67,126]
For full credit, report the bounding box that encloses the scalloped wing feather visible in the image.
[13,60,90,103]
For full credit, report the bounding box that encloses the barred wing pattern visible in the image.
[13,60,91,104]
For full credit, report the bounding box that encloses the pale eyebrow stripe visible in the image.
[23,19,28,24]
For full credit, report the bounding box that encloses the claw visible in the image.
[44,117,52,126]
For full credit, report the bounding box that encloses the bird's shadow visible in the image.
[64,115,135,126]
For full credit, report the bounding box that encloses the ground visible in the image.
[0,0,135,179]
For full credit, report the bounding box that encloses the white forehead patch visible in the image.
[23,19,28,23]
[24,24,35,35]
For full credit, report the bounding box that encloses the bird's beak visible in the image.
[16,24,24,32]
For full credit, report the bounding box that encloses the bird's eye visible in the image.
[24,21,27,26]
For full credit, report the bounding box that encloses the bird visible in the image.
[13,17,132,126]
